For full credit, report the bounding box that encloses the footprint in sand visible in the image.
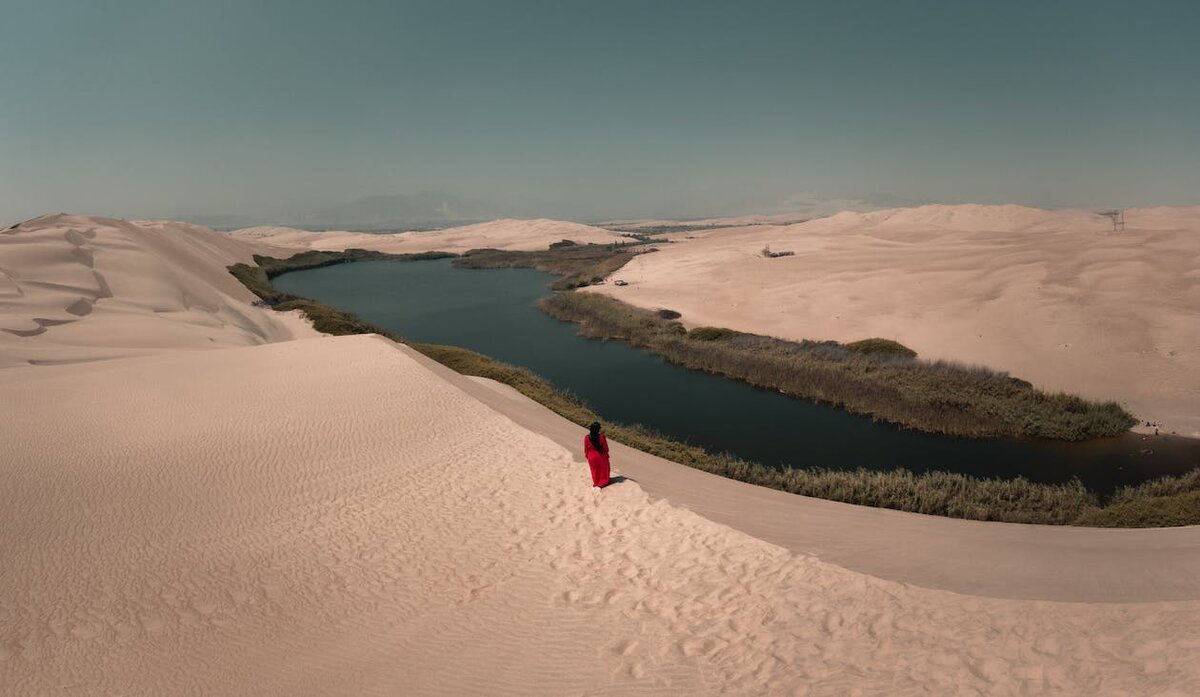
[66,297,94,316]
[64,228,92,247]
[609,638,638,656]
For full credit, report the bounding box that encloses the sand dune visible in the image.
[232,218,629,255]
[602,213,813,229]
[4,212,1200,694]
[449,369,1200,604]
[590,204,1200,436]
[0,214,314,367]
[3,334,1198,695]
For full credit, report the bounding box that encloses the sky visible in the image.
[1,0,1198,223]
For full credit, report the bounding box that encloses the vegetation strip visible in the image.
[451,242,644,290]
[539,292,1135,440]
[228,250,1198,527]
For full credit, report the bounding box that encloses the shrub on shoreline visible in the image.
[844,337,918,358]
[1073,491,1200,528]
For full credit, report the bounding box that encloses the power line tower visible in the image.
[1100,209,1125,232]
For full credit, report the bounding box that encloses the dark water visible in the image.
[275,259,1199,494]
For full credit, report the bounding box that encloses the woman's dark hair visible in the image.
[588,421,603,451]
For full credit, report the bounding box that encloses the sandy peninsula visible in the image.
[589,204,1200,437]
[2,214,1199,695]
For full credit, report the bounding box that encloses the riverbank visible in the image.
[443,362,1200,601]
[452,243,643,290]
[235,252,1199,526]
[540,291,1135,440]
[589,204,1200,438]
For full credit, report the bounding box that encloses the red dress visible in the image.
[584,434,610,488]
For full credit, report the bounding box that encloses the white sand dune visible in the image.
[602,213,813,229]
[232,218,629,254]
[3,213,1200,695]
[453,370,1200,604]
[590,204,1200,436]
[0,214,314,367]
[3,334,1198,695]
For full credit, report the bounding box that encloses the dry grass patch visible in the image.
[540,291,1134,441]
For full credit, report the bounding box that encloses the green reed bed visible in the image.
[452,244,642,290]
[1075,469,1200,527]
[539,291,1135,441]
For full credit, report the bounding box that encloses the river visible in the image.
[274,258,1198,494]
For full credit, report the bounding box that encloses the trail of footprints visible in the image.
[1,227,107,337]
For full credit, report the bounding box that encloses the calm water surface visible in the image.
[275,259,1199,494]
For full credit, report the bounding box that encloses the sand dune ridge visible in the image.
[592,204,1200,436]
[231,217,629,255]
[0,214,313,367]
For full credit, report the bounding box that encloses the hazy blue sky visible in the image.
[2,0,1197,222]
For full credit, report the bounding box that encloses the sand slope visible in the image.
[601,213,812,229]
[590,204,1200,436]
[3,333,1198,696]
[451,371,1200,603]
[4,212,1199,694]
[232,218,630,255]
[0,214,313,367]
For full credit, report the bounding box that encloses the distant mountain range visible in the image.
[767,192,923,218]
[175,191,504,231]
[175,190,920,232]
[295,191,504,230]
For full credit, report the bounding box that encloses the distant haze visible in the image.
[2,1,1198,225]
[295,191,504,230]
[186,191,912,231]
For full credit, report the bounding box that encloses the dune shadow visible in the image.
[604,475,633,488]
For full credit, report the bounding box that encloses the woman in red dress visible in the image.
[583,421,610,490]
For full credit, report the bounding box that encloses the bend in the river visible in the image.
[273,258,1199,495]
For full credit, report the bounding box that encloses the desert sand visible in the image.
[601,213,813,229]
[453,369,1200,604]
[5,335,1200,695]
[232,217,630,255]
[589,204,1200,436]
[0,214,314,367]
[3,213,1199,695]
